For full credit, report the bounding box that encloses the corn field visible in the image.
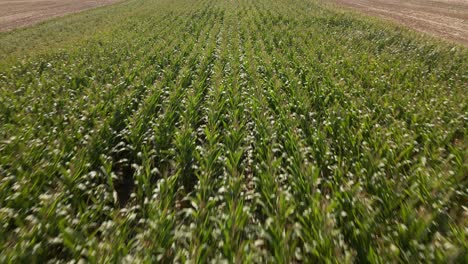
[0,0,467,262]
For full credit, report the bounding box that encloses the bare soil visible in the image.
[332,0,468,45]
[0,0,120,32]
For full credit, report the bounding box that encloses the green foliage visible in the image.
[0,0,467,262]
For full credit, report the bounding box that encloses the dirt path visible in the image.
[0,0,120,32]
[332,0,468,45]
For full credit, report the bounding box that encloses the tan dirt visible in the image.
[0,0,120,32]
[331,0,468,45]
